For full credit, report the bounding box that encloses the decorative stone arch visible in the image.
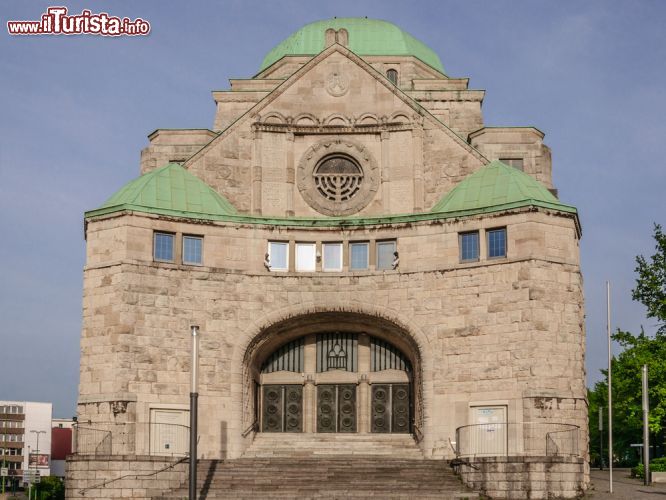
[294,113,318,126]
[296,138,380,216]
[228,301,435,456]
[260,111,288,125]
[323,113,350,127]
[356,113,379,125]
[390,112,411,124]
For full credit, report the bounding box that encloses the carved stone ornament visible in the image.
[297,139,379,216]
[325,69,350,97]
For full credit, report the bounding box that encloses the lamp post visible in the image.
[598,406,603,470]
[642,365,650,485]
[189,325,200,500]
[30,430,46,500]
[606,281,613,493]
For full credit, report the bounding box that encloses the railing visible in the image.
[74,427,112,455]
[73,422,190,457]
[454,422,579,458]
[241,420,258,438]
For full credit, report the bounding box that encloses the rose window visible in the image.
[314,154,363,202]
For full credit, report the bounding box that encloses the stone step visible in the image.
[243,433,424,458]
[155,457,478,500]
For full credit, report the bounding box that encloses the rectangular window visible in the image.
[349,242,369,270]
[268,241,289,271]
[376,240,397,270]
[154,232,174,262]
[183,235,203,265]
[459,231,480,262]
[500,158,524,170]
[487,228,507,258]
[322,243,343,271]
[295,243,316,272]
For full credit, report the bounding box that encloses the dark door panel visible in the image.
[262,385,283,432]
[371,384,390,433]
[337,384,357,433]
[317,384,336,432]
[262,384,302,432]
[391,384,410,433]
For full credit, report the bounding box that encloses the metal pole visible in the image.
[607,281,613,493]
[643,365,650,486]
[598,406,603,470]
[189,325,200,500]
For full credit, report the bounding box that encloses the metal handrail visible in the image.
[455,422,580,458]
[241,420,259,438]
[73,422,190,456]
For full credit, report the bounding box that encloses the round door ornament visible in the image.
[297,139,379,216]
[288,391,300,402]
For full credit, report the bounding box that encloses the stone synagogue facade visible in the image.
[72,18,588,498]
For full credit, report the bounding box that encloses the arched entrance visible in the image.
[243,312,422,436]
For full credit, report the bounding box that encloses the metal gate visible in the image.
[371,384,410,433]
[261,384,303,432]
[317,384,357,433]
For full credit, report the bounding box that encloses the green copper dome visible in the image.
[431,161,576,214]
[89,163,237,219]
[260,18,445,74]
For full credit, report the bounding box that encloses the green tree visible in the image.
[589,223,666,466]
[34,476,65,500]
[632,223,666,334]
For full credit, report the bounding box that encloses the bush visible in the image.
[631,459,666,479]
[34,476,65,500]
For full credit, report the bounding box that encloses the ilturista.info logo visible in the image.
[7,6,151,36]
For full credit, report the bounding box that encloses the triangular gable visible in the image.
[184,43,487,168]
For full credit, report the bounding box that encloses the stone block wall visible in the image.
[79,208,586,462]
[65,455,187,500]
[457,456,586,499]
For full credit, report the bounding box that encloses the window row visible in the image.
[266,240,398,272]
[0,447,22,456]
[0,421,22,428]
[0,434,23,442]
[153,232,203,265]
[459,227,507,262]
[0,406,23,414]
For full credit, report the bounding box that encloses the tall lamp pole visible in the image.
[189,325,200,500]
[606,281,613,494]
[642,364,650,485]
[30,430,46,500]
[598,406,603,470]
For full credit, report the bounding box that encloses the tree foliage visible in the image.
[632,223,666,334]
[34,476,65,500]
[589,223,666,466]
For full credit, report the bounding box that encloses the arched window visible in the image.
[386,69,398,85]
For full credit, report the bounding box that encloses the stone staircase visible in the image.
[243,432,426,458]
[156,434,478,499]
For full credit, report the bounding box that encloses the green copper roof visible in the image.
[87,161,577,230]
[431,160,574,213]
[260,18,445,73]
[97,163,237,217]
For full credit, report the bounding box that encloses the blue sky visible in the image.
[1,1,664,417]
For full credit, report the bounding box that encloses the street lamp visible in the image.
[30,430,46,500]
[189,325,200,500]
